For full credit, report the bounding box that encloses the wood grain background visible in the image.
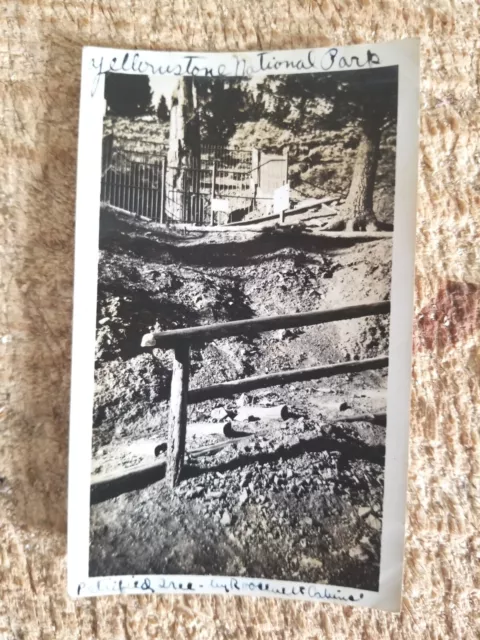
[0,1,478,638]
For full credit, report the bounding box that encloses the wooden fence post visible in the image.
[210,160,217,226]
[166,342,190,487]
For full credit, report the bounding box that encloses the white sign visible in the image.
[274,184,290,214]
[211,198,230,213]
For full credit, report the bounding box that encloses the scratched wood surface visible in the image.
[0,1,478,638]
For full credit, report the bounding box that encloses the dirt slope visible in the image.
[90,208,392,590]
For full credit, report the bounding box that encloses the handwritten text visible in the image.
[89,48,381,96]
[76,576,365,604]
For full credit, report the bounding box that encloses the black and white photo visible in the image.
[68,41,419,610]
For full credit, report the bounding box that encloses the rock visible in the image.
[349,546,368,560]
[358,506,371,517]
[220,511,232,526]
[240,475,251,488]
[372,503,381,513]
[339,401,349,411]
[98,317,110,325]
[211,407,229,421]
[238,489,249,506]
[302,517,313,526]
[286,469,293,479]
[366,514,382,531]
[206,490,224,499]
[236,393,249,407]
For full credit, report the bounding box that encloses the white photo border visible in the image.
[67,38,420,611]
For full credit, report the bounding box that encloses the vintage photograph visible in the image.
[88,64,398,592]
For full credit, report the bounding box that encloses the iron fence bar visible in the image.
[121,158,126,210]
[152,166,157,219]
[155,164,159,221]
[113,168,118,207]
[135,162,140,216]
[160,159,166,223]
[210,160,216,226]
[152,165,156,220]
[148,166,153,220]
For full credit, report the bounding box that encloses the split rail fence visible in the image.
[141,300,390,487]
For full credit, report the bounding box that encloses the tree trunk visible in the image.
[166,78,200,223]
[325,116,383,231]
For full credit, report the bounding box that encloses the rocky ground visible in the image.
[89,207,392,591]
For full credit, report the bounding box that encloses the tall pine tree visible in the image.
[256,68,398,230]
[105,73,153,117]
[156,95,170,122]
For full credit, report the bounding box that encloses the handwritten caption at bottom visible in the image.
[77,577,364,604]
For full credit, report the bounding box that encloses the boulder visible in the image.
[211,407,229,421]
[348,546,368,560]
[366,514,382,531]
[221,511,232,526]
[238,489,249,506]
[236,393,249,407]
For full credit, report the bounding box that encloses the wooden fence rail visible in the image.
[141,300,390,487]
[141,301,390,348]
[188,356,389,404]
[90,412,387,504]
